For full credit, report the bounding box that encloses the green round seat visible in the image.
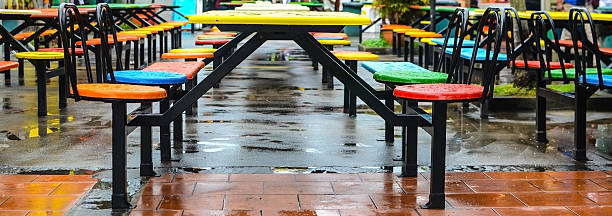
[374,70,448,85]
[549,68,612,79]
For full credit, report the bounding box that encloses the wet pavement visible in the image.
[0,31,610,215]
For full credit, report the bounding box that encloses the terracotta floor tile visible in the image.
[0,196,79,211]
[230,174,295,182]
[494,207,576,216]
[545,171,610,180]
[340,209,420,216]
[149,174,174,183]
[0,183,60,195]
[417,208,498,216]
[513,192,597,206]
[358,173,400,182]
[398,179,473,194]
[142,183,196,196]
[134,195,163,210]
[32,175,96,183]
[463,180,540,193]
[0,210,28,216]
[568,206,612,216]
[370,194,428,209]
[26,211,65,216]
[49,183,95,196]
[445,193,525,207]
[263,182,333,195]
[0,175,39,184]
[484,172,554,180]
[129,210,183,216]
[158,194,224,210]
[225,194,298,210]
[580,191,612,205]
[421,172,491,181]
[172,174,229,183]
[263,210,340,216]
[590,177,612,190]
[332,182,404,194]
[193,182,263,194]
[183,210,260,216]
[295,174,360,182]
[298,195,375,209]
[529,180,607,192]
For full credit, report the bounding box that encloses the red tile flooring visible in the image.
[0,174,96,215]
[131,171,612,216]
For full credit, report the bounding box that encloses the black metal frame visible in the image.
[534,8,609,161]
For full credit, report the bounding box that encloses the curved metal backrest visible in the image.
[569,8,605,88]
[504,7,526,76]
[58,3,92,101]
[435,7,469,83]
[529,11,570,82]
[96,3,122,83]
[467,7,506,101]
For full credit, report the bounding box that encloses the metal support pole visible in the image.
[424,101,447,209]
[401,100,418,177]
[574,85,587,161]
[111,102,131,209]
[140,102,156,176]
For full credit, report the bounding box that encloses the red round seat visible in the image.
[38,48,84,55]
[195,39,231,45]
[393,84,484,101]
[555,40,582,48]
[510,60,573,69]
[601,48,612,56]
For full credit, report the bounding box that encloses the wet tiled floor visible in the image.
[129,171,612,216]
[0,174,95,215]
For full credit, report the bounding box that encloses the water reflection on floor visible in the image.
[0,34,610,214]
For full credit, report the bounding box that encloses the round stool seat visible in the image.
[405,32,443,38]
[144,62,205,80]
[510,61,573,69]
[76,83,167,100]
[162,52,214,59]
[318,40,351,46]
[601,48,612,56]
[393,28,425,34]
[374,70,448,84]
[15,52,63,60]
[195,39,231,45]
[110,70,187,85]
[0,61,19,71]
[197,35,234,40]
[38,48,84,55]
[394,84,484,101]
[170,48,217,53]
[333,51,379,61]
[203,32,237,37]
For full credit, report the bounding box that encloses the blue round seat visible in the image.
[430,38,476,47]
[109,70,188,85]
[584,74,612,87]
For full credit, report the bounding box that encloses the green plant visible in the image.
[361,38,390,48]
[494,83,575,96]
[374,0,428,24]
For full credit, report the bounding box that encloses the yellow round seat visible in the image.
[160,22,185,27]
[149,25,173,30]
[393,28,425,34]
[139,27,165,32]
[318,40,351,46]
[420,38,438,45]
[123,30,154,35]
[170,48,217,53]
[118,32,147,38]
[161,52,215,59]
[405,32,443,38]
[333,51,379,61]
[15,52,64,60]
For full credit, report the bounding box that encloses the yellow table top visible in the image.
[0,9,42,15]
[188,10,371,25]
[470,9,612,21]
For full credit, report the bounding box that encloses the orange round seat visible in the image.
[75,83,167,100]
[76,36,136,46]
[38,48,84,55]
[161,52,214,59]
[203,32,237,37]
[601,48,612,56]
[510,61,574,69]
[14,32,34,40]
[0,61,19,71]
[556,40,582,48]
[195,39,231,45]
[393,84,484,101]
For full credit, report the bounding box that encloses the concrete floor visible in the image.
[0,31,610,215]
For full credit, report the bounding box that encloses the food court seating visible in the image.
[534,9,612,161]
[315,39,351,89]
[58,3,169,209]
[393,7,507,208]
[15,51,65,116]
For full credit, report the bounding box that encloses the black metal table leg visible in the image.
[401,100,418,177]
[574,84,587,161]
[392,32,397,55]
[160,99,171,161]
[140,102,156,176]
[423,101,447,209]
[111,102,131,209]
[34,61,47,116]
[347,60,358,117]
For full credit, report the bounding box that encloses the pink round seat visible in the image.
[393,84,484,101]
